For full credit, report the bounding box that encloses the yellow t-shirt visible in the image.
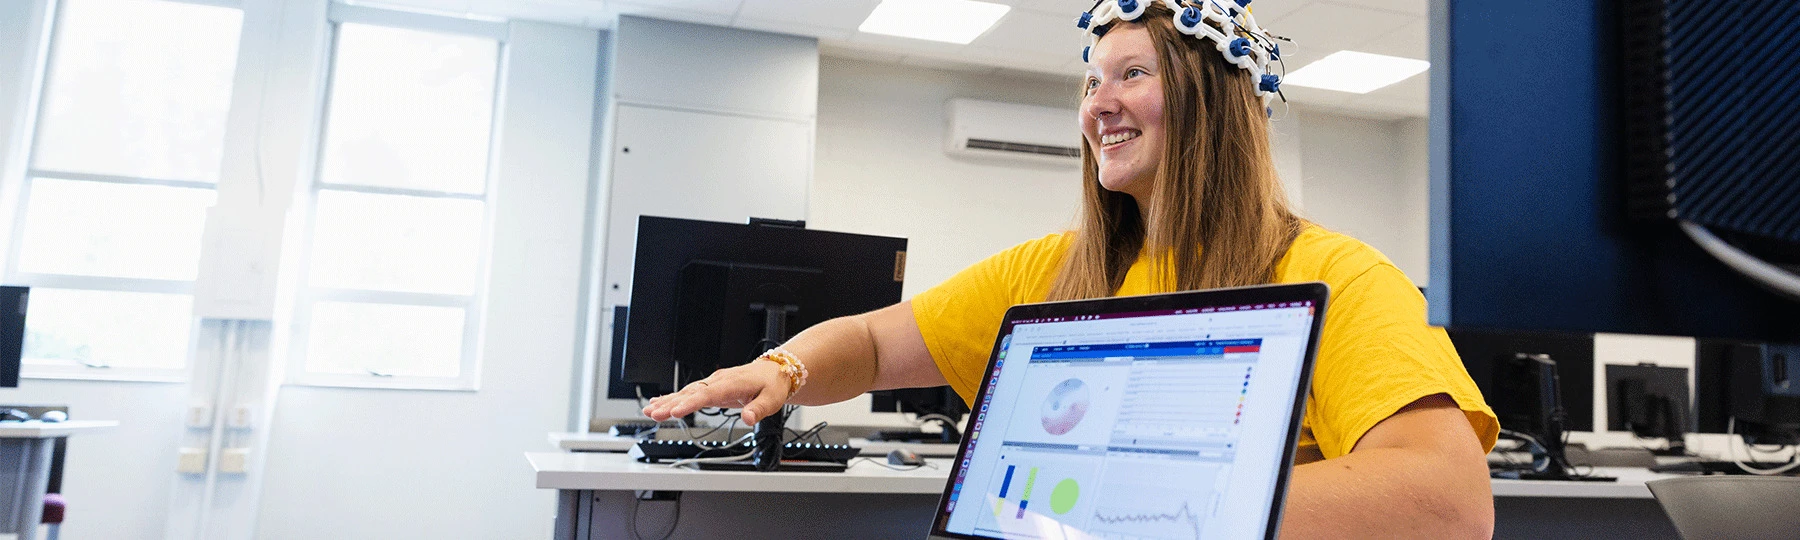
[910,225,1498,460]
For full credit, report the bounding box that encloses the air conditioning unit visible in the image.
[945,98,1082,166]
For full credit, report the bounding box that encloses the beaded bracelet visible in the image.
[755,347,808,399]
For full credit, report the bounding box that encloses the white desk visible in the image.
[530,451,948,539]
[1,421,116,540]
[549,431,963,457]
[530,453,1695,540]
[530,451,949,494]
[1490,466,1680,499]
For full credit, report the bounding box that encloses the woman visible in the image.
[646,1,1497,536]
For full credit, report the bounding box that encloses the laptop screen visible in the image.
[934,297,1320,540]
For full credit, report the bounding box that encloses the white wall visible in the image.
[1295,109,1431,284]
[797,60,1373,426]
[252,20,598,540]
[0,0,49,243]
[1395,117,1430,283]
[586,17,821,423]
[0,2,193,539]
[810,58,1084,299]
[0,380,188,539]
[801,58,1086,426]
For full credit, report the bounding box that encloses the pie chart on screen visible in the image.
[1040,378,1090,436]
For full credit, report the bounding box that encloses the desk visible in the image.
[530,453,1686,540]
[530,451,946,539]
[1489,467,1684,539]
[549,431,963,457]
[0,421,116,540]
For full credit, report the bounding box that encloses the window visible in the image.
[7,0,242,380]
[289,19,501,390]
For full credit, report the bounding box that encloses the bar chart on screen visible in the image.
[973,453,1103,538]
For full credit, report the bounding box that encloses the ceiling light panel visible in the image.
[858,0,1011,45]
[1282,50,1430,94]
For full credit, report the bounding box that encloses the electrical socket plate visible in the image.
[220,448,250,474]
[178,448,207,474]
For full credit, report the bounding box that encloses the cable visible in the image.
[786,421,831,446]
[913,414,959,428]
[1727,418,1800,475]
[1498,429,1555,474]
[667,449,757,469]
[679,411,742,443]
[629,494,681,540]
[692,417,745,449]
[1678,221,1800,301]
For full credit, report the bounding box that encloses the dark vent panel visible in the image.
[1663,0,1800,243]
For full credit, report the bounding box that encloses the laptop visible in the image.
[927,283,1330,540]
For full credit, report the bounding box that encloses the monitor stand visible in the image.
[749,302,799,473]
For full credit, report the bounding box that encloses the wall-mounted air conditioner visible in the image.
[945,98,1081,166]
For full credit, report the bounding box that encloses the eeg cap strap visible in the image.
[1079,0,1286,103]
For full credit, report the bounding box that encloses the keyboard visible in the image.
[868,428,958,443]
[608,420,681,437]
[629,438,859,464]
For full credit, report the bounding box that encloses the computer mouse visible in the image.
[0,409,29,422]
[39,411,66,423]
[887,448,924,467]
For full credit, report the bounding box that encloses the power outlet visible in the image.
[220,448,250,474]
[178,448,208,474]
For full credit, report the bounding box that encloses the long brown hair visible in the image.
[1047,1,1304,301]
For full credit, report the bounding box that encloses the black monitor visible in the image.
[0,286,25,388]
[1431,0,1799,445]
[1606,363,1691,453]
[1695,340,1800,446]
[1447,329,1595,433]
[612,216,907,398]
[870,386,967,419]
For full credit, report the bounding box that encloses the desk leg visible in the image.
[0,438,54,540]
[554,490,585,540]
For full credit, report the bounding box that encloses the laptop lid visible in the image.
[927,283,1330,540]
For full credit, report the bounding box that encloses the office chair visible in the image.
[1645,476,1800,540]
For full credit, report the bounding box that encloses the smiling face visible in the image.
[1080,24,1166,202]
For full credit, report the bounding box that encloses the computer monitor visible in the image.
[1605,363,1691,452]
[1431,0,1799,444]
[870,386,967,419]
[1447,329,1595,433]
[1695,340,1800,446]
[612,216,907,398]
[0,286,26,388]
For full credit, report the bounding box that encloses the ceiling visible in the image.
[362,0,1431,119]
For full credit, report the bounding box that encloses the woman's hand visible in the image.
[641,359,792,424]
